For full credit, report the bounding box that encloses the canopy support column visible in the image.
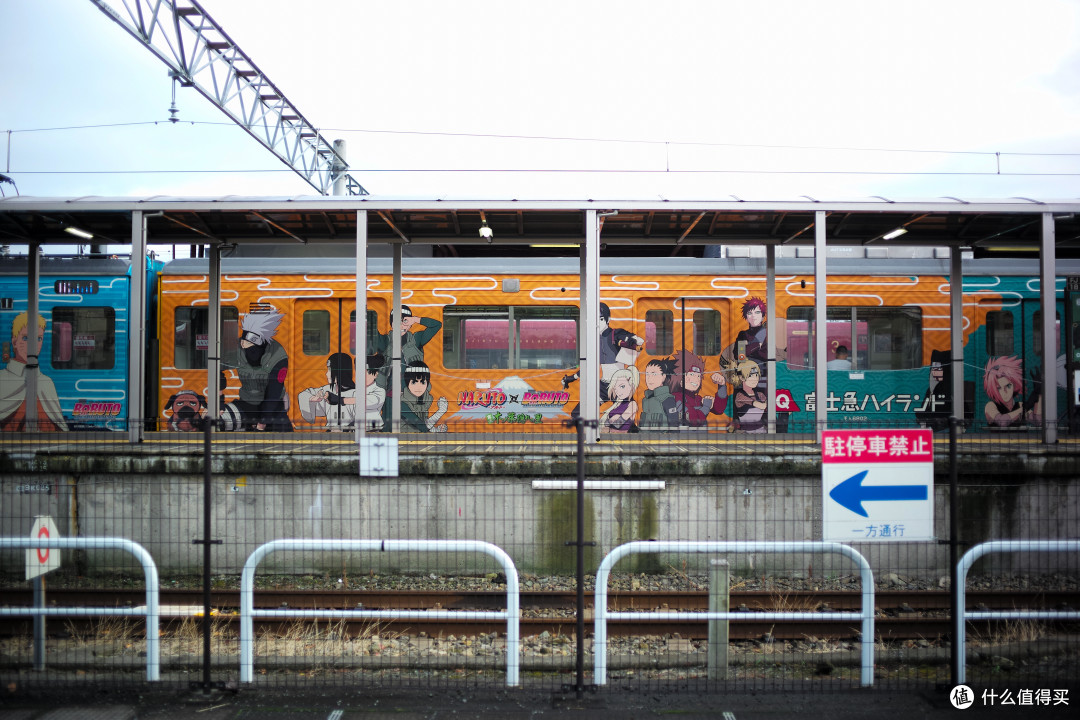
[25,243,40,432]
[581,210,600,444]
[356,211,368,443]
[206,243,222,427]
[814,211,828,442]
[128,211,147,442]
[766,244,777,433]
[391,244,403,433]
[1041,213,1058,444]
[950,247,964,431]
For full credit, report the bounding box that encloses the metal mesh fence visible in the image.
[1,419,1078,696]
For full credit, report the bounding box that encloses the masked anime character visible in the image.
[599,366,639,433]
[164,389,207,431]
[401,360,448,432]
[639,357,679,430]
[231,309,292,431]
[1,312,68,431]
[984,355,1039,428]
[298,352,357,431]
[670,349,728,428]
[915,349,952,431]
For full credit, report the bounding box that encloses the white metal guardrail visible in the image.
[0,537,161,681]
[594,541,877,687]
[239,539,521,685]
[956,540,1080,685]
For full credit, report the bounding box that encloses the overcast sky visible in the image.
[2,1,1079,213]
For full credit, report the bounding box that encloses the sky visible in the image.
[2,0,1080,255]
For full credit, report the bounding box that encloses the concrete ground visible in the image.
[2,683,1078,719]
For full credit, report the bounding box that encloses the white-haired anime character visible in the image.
[229,309,292,431]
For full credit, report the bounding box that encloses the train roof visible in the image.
[161,254,1080,277]
[3,196,1080,258]
[0,254,134,276]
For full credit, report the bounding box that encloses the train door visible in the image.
[637,297,729,429]
[1026,300,1067,428]
[293,298,383,429]
[976,298,1065,430]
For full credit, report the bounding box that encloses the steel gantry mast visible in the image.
[89,0,368,195]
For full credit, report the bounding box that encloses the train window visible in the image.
[786,306,921,370]
[348,310,380,356]
[693,309,722,356]
[51,307,115,370]
[442,305,577,370]
[173,307,239,369]
[1031,311,1061,356]
[302,310,331,356]
[645,310,673,355]
[986,311,1014,356]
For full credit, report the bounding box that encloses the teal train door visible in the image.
[976,297,1064,431]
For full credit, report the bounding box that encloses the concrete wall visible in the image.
[3,473,1078,580]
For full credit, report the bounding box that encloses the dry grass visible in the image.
[254,618,403,660]
[972,618,1048,645]
[760,591,822,613]
[159,613,236,656]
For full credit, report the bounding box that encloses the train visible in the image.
[2,250,1077,434]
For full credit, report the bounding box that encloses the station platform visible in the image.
[4,683,1077,719]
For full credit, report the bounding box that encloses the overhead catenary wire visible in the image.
[11,169,1080,177]
[5,120,1080,159]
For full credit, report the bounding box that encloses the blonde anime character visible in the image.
[731,359,767,433]
[1,312,68,431]
[599,366,639,433]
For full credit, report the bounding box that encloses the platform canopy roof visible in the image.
[1,195,1079,256]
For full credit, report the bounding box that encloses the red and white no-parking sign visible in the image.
[26,516,61,581]
[821,429,935,542]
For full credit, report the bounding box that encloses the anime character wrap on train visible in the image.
[234,310,293,431]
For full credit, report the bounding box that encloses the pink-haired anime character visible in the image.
[983,355,1039,427]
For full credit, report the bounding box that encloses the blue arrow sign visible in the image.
[828,470,928,518]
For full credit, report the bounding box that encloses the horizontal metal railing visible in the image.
[239,539,521,685]
[593,541,876,687]
[0,536,161,681]
[955,540,1080,685]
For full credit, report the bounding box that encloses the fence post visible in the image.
[194,415,222,692]
[32,576,45,671]
[949,415,961,685]
[707,559,729,680]
[568,417,597,695]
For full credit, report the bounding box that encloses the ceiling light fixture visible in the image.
[882,228,908,240]
[64,226,94,240]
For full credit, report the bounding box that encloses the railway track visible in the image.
[4,588,1076,641]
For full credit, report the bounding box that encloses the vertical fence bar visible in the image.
[949,416,961,684]
[32,576,45,671]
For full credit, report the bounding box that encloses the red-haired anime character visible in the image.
[721,296,785,377]
[983,355,1040,427]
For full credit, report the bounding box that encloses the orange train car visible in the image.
[156,255,1072,434]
